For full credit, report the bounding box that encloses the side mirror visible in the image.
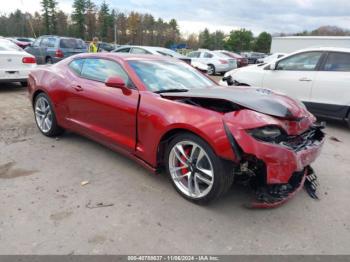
[105,76,131,95]
[270,62,277,70]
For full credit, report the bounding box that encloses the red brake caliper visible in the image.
[179,147,192,180]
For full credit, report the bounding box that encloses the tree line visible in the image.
[0,0,181,48]
[0,0,346,53]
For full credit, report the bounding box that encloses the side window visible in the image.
[33,38,41,47]
[81,58,130,84]
[115,48,131,53]
[69,59,84,75]
[188,52,200,58]
[48,38,56,48]
[323,52,350,72]
[204,52,213,58]
[131,48,150,54]
[276,52,323,71]
[40,38,49,47]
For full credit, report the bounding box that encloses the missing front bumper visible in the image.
[247,166,319,209]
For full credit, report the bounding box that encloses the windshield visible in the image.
[129,60,215,92]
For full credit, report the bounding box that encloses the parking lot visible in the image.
[1,81,350,255]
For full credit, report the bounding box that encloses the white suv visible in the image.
[187,50,237,75]
[221,47,350,124]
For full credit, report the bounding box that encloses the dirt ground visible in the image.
[0,82,350,255]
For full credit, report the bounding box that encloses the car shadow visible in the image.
[0,82,26,93]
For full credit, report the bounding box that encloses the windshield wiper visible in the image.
[155,88,189,94]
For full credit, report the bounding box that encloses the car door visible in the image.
[66,58,139,152]
[200,52,214,64]
[262,51,324,102]
[308,51,350,119]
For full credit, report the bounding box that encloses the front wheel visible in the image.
[34,93,64,137]
[165,133,234,204]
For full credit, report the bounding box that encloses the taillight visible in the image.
[55,49,64,58]
[22,57,36,64]
[219,59,228,64]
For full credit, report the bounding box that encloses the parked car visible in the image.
[112,45,192,64]
[27,53,325,207]
[216,50,248,67]
[187,50,237,75]
[97,42,118,52]
[7,37,34,49]
[0,38,36,86]
[112,45,209,71]
[257,53,286,64]
[25,35,87,64]
[241,52,267,64]
[221,47,350,125]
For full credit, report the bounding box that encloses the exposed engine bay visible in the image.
[176,97,240,113]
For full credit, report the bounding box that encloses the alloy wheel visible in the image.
[35,96,53,133]
[168,141,214,198]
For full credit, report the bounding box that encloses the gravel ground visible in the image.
[0,82,349,255]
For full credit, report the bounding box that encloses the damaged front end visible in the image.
[160,87,326,208]
[224,113,325,208]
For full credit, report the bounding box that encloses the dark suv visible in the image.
[25,36,87,64]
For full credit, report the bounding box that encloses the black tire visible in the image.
[46,57,53,64]
[165,132,234,205]
[20,81,27,87]
[207,64,215,75]
[34,93,64,137]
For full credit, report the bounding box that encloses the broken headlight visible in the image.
[247,125,285,142]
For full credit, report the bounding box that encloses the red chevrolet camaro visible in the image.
[28,53,325,207]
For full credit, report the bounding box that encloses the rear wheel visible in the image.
[207,64,215,75]
[34,93,64,137]
[46,57,53,64]
[165,133,234,204]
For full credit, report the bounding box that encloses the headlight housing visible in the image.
[247,125,285,142]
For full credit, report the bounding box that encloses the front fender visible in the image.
[135,92,237,167]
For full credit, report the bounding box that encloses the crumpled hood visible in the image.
[161,86,308,119]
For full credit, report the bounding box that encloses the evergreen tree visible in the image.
[72,0,86,39]
[98,1,111,41]
[41,0,50,34]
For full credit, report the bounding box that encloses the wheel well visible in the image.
[32,90,44,107]
[156,128,205,170]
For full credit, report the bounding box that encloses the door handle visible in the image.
[72,85,84,91]
[299,77,312,82]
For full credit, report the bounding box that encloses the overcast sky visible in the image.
[3,0,350,35]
